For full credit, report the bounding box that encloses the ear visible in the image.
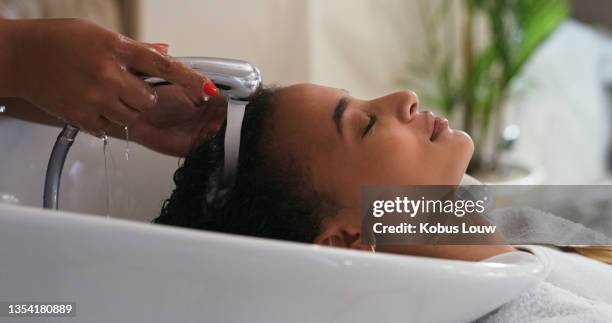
[313,208,371,251]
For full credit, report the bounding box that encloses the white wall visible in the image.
[139,0,425,98]
[139,0,310,85]
[307,0,425,98]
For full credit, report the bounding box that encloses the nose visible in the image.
[377,90,419,123]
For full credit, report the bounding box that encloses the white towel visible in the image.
[489,206,612,245]
[477,281,612,323]
[478,246,612,322]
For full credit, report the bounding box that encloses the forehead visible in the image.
[275,83,341,110]
[267,83,343,156]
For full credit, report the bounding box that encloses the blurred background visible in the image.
[1,0,612,220]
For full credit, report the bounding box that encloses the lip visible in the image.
[430,116,449,141]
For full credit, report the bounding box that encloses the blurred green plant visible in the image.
[407,0,569,172]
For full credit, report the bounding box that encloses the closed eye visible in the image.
[362,113,377,138]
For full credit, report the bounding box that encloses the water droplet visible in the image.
[124,126,130,161]
[102,135,113,218]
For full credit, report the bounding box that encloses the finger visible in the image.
[103,99,140,126]
[155,83,198,110]
[123,41,210,97]
[120,73,157,112]
[148,42,169,55]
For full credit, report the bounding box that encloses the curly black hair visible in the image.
[154,87,335,243]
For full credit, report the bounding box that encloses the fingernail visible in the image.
[152,42,169,55]
[203,80,219,96]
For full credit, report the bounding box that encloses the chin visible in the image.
[447,130,474,182]
[455,130,474,157]
[445,128,473,151]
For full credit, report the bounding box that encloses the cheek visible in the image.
[352,131,435,184]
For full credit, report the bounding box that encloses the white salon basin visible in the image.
[0,203,546,323]
[0,117,178,221]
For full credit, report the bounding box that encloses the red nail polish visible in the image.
[152,43,169,55]
[203,80,219,96]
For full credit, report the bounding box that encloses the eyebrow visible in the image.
[333,96,350,135]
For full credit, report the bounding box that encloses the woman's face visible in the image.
[268,84,474,244]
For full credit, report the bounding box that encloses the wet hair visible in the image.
[154,87,334,243]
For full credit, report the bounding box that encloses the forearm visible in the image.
[0,18,23,98]
[0,97,124,139]
[0,97,63,127]
[0,21,55,126]
[0,18,122,138]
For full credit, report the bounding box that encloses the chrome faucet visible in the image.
[143,57,261,101]
[43,57,263,210]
